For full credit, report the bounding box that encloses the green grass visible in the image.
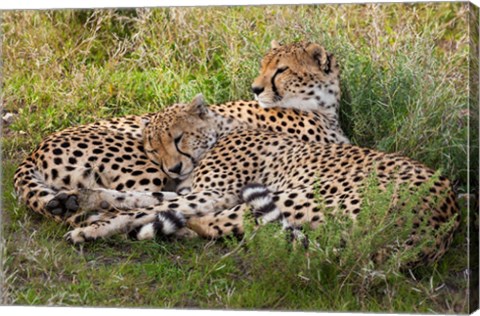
[1,3,475,312]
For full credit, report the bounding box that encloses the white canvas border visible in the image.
[0,1,478,316]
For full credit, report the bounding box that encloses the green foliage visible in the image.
[218,172,461,312]
[1,3,471,312]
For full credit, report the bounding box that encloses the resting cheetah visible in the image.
[252,40,341,114]
[66,97,460,267]
[14,41,348,227]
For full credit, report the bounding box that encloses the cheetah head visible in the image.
[251,40,341,113]
[144,94,217,180]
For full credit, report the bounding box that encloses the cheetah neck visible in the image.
[282,98,339,120]
[275,98,341,137]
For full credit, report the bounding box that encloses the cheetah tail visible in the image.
[241,183,284,225]
[241,183,308,248]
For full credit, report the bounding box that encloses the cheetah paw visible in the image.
[46,192,79,217]
[64,228,94,244]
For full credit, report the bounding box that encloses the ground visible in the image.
[1,3,477,312]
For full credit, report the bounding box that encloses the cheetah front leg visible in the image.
[64,190,239,243]
[76,188,179,211]
[40,188,179,228]
[64,209,183,243]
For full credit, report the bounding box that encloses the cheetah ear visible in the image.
[271,39,281,49]
[305,43,328,70]
[324,52,335,75]
[189,93,209,119]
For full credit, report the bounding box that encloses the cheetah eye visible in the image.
[174,134,183,145]
[272,67,289,83]
[276,66,289,74]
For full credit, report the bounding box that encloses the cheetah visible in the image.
[14,41,348,228]
[65,97,460,267]
[252,40,342,115]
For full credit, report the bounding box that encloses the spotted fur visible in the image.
[66,100,460,267]
[14,41,348,228]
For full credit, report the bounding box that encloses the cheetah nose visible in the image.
[252,86,265,96]
[168,162,183,175]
